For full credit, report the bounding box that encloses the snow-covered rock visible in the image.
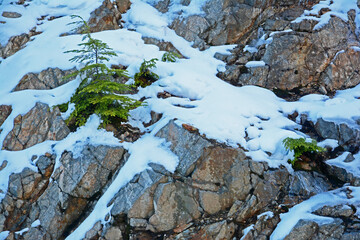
[0,0,360,239]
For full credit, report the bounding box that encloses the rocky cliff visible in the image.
[0,0,360,240]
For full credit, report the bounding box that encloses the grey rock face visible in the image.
[54,146,125,198]
[322,48,360,92]
[243,212,280,240]
[0,27,40,59]
[13,67,76,91]
[155,120,212,176]
[110,169,165,217]
[0,116,352,239]
[214,3,360,96]
[84,221,103,239]
[0,143,125,238]
[149,181,201,232]
[315,118,360,150]
[283,198,360,240]
[0,154,55,232]
[284,218,347,240]
[190,220,236,239]
[326,159,360,187]
[2,102,70,151]
[169,0,264,49]
[109,119,332,238]
[0,34,30,59]
[284,220,320,240]
[315,205,354,218]
[230,16,356,93]
[143,37,183,56]
[288,171,330,198]
[152,0,319,49]
[342,232,360,240]
[103,226,123,240]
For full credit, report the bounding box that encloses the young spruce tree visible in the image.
[65,15,141,127]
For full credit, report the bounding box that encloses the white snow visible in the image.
[15,228,29,236]
[240,224,254,240]
[0,0,360,239]
[0,232,9,240]
[245,61,266,68]
[31,220,41,228]
[258,211,274,220]
[66,118,178,240]
[318,139,339,149]
[327,152,360,177]
[0,0,103,45]
[293,0,360,30]
[143,0,209,23]
[244,45,258,53]
[271,186,360,240]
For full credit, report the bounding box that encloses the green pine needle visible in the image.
[63,15,142,128]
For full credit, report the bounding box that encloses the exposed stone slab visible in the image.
[2,102,70,151]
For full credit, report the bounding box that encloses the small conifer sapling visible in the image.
[134,58,159,88]
[64,15,141,127]
[161,51,181,62]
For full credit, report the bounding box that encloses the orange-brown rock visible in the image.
[2,102,70,151]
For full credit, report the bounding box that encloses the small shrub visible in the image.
[64,15,141,127]
[56,102,69,113]
[283,137,325,165]
[161,51,181,62]
[134,58,159,88]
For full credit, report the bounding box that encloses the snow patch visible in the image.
[241,224,254,240]
[15,228,29,236]
[271,186,360,240]
[0,0,360,238]
[65,118,178,240]
[245,61,266,68]
[258,211,274,220]
[293,0,360,30]
[31,219,41,228]
[327,152,360,177]
[318,139,339,149]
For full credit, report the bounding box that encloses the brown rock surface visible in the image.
[219,10,360,96]
[87,0,131,33]
[2,102,70,151]
[1,155,55,232]
[192,147,244,186]
[152,0,320,49]
[322,47,360,91]
[0,105,12,127]
[149,182,201,232]
[0,34,29,59]
[14,67,76,91]
[2,11,22,18]
[191,221,236,240]
[0,28,41,59]
[18,145,124,239]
